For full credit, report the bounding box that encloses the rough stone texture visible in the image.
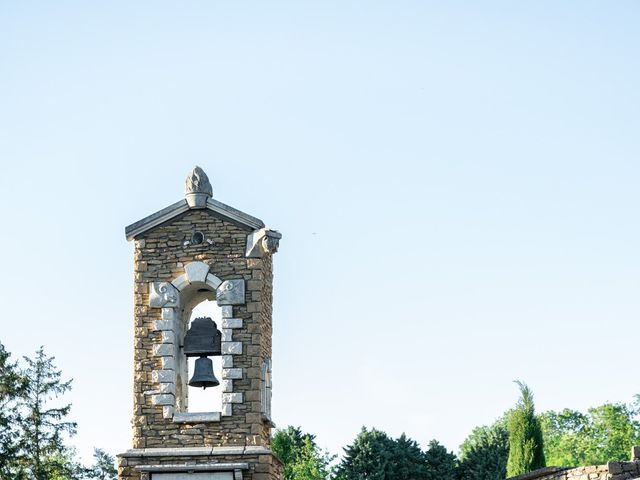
[118,450,283,480]
[507,460,640,480]
[124,207,276,456]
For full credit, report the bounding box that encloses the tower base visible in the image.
[118,446,283,480]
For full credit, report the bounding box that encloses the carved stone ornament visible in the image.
[149,282,180,308]
[184,166,213,208]
[216,279,245,305]
[262,234,279,254]
[245,228,282,258]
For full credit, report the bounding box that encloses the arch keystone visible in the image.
[184,261,210,284]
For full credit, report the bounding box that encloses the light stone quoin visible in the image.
[147,262,243,420]
[119,166,283,480]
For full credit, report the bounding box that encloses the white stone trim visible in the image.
[119,446,273,457]
[222,393,242,404]
[221,379,233,393]
[170,274,189,291]
[184,261,210,284]
[162,406,174,419]
[125,200,190,240]
[222,368,243,380]
[206,197,264,230]
[206,273,222,289]
[135,462,247,472]
[221,328,233,342]
[160,357,175,370]
[245,228,281,258]
[151,394,174,406]
[261,359,272,422]
[160,331,175,343]
[222,342,242,355]
[172,412,220,423]
[146,263,246,420]
[152,370,175,383]
[221,403,233,417]
[222,318,243,329]
[124,196,266,241]
[153,320,173,331]
[153,344,173,356]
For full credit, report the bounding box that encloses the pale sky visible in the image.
[1,0,639,464]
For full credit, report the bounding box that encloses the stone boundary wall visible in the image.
[507,461,640,480]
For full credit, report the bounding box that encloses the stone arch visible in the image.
[148,261,246,422]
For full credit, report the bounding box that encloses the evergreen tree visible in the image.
[335,427,395,480]
[272,426,333,480]
[389,434,429,480]
[336,428,443,480]
[458,419,509,480]
[423,440,456,480]
[19,347,77,480]
[506,381,545,477]
[0,341,28,479]
[83,448,118,480]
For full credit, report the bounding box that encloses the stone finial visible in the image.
[185,166,213,208]
[632,445,640,461]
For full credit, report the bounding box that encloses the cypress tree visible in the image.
[506,381,545,477]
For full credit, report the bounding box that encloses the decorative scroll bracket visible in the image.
[216,279,245,305]
[149,282,180,308]
[245,228,282,258]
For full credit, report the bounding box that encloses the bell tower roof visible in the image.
[124,166,265,240]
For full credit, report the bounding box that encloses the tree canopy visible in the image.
[0,341,117,480]
[2,339,639,480]
[541,402,640,467]
[458,418,509,480]
[272,426,334,480]
[333,428,456,480]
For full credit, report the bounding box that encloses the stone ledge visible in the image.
[118,446,273,458]
[136,462,248,472]
[172,412,221,423]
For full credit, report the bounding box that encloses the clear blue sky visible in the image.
[1,0,639,463]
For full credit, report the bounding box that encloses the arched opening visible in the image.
[173,276,224,415]
[185,299,223,413]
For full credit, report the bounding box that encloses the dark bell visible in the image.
[183,317,222,357]
[188,356,219,389]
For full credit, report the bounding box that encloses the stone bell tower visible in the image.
[118,167,283,480]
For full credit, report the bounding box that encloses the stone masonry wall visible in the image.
[132,209,273,449]
[508,461,640,480]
